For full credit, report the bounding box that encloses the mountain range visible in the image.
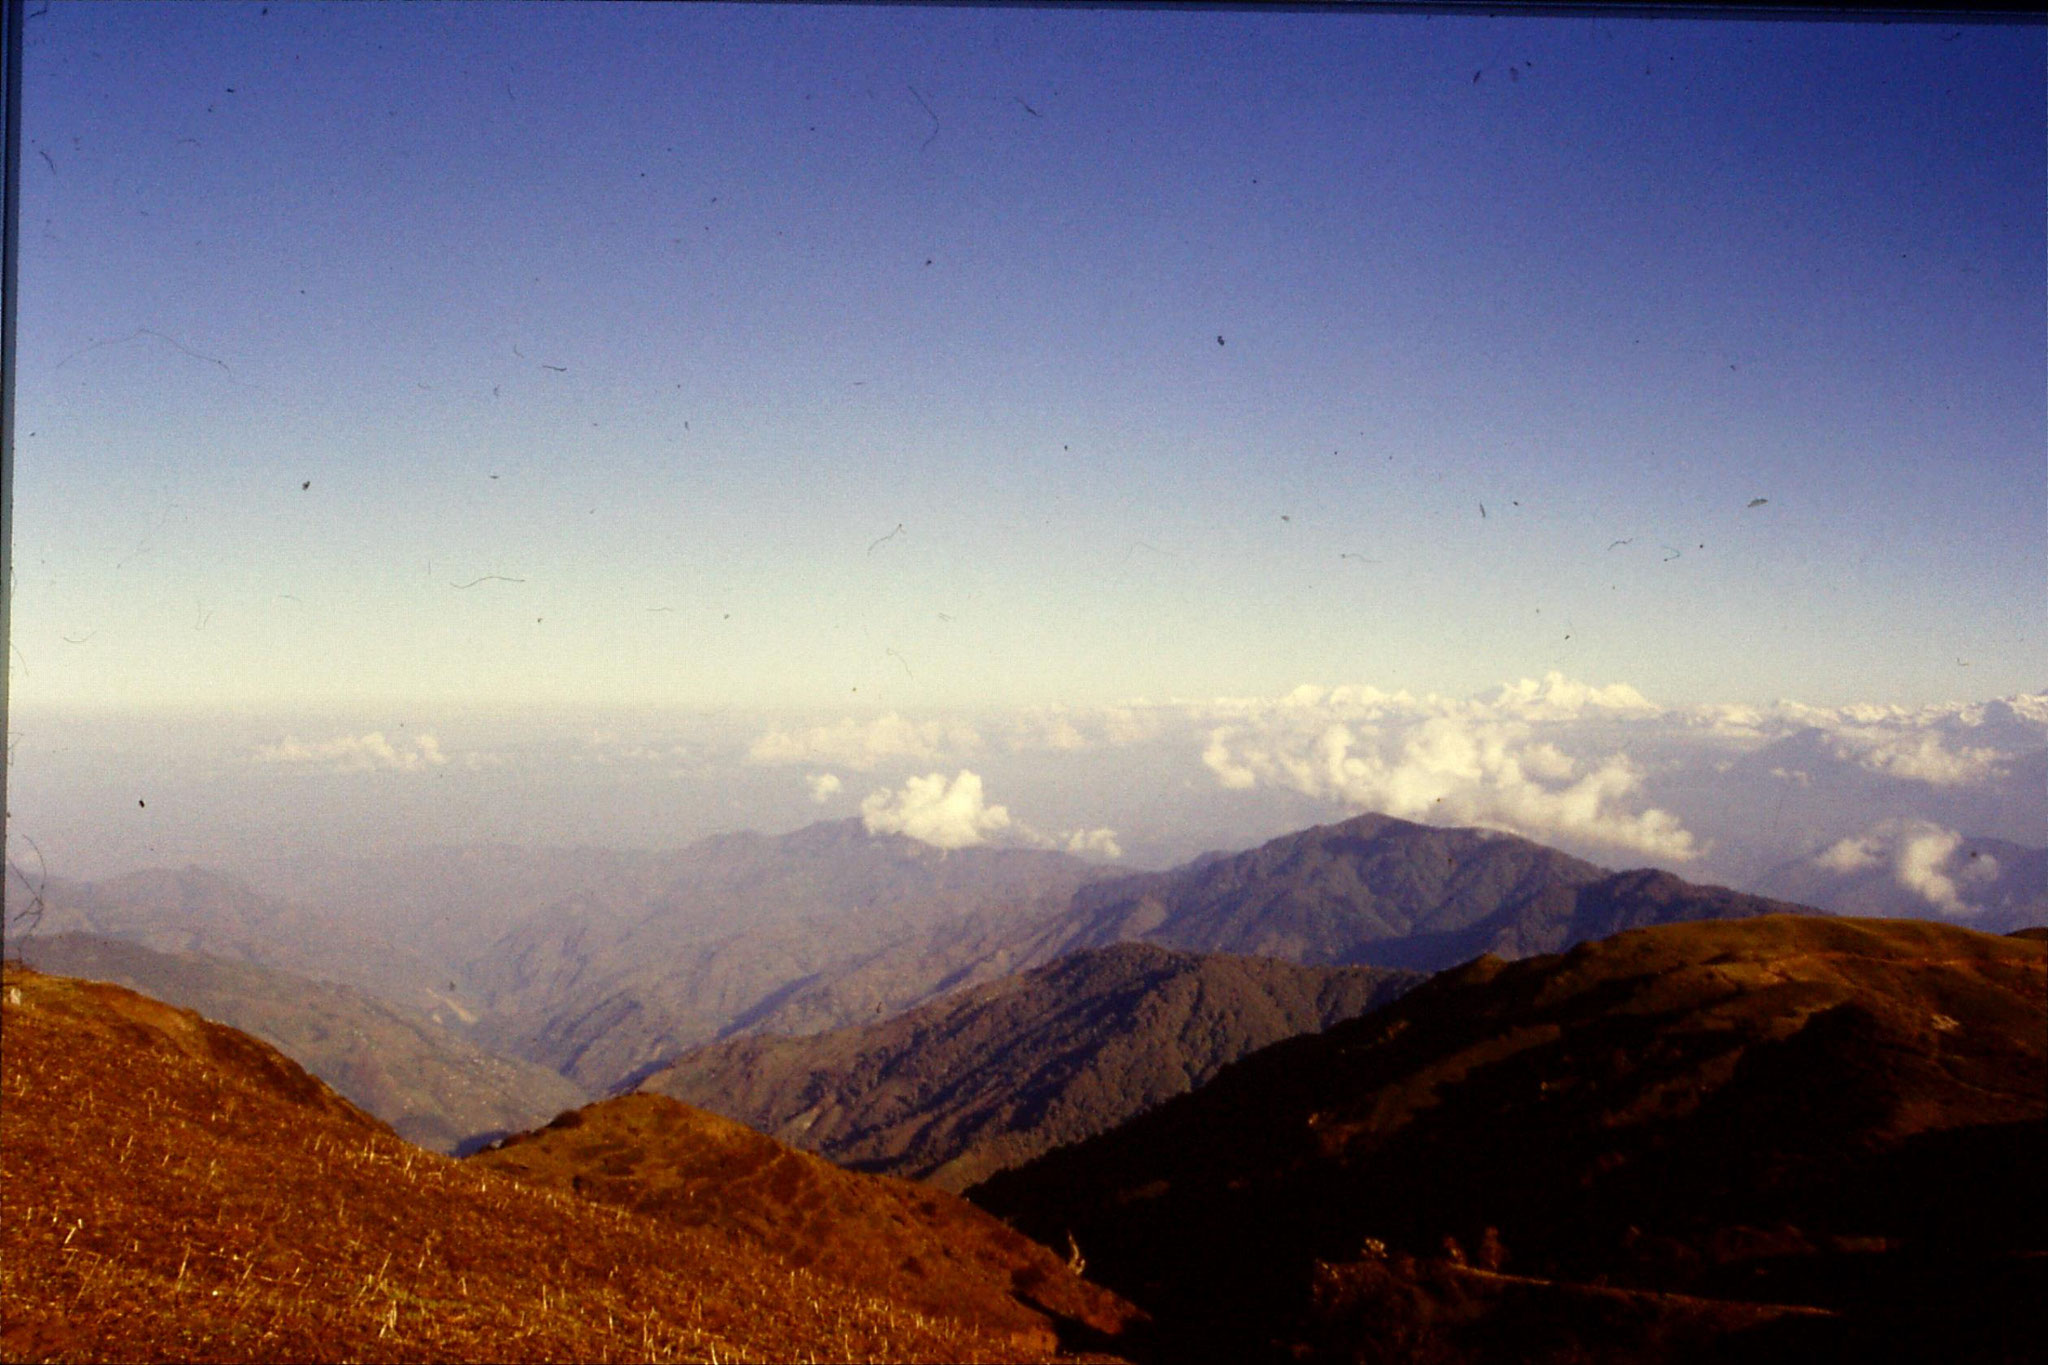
[22,810,2030,1120]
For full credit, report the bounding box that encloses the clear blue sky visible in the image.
[12,3,2044,713]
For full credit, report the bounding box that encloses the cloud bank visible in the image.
[1198,675,1698,861]
[253,732,448,774]
[977,676,2043,871]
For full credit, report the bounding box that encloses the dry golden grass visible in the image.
[468,1093,1141,1350]
[1,967,1129,1363]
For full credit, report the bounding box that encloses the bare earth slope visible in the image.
[641,942,1419,1190]
[14,933,586,1154]
[0,966,1136,1364]
[972,915,2047,1364]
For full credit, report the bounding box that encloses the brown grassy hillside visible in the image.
[17,933,585,1153]
[0,966,1134,1363]
[469,1094,1141,1349]
[974,916,2048,1363]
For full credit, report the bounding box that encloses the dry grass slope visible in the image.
[1,967,1130,1364]
[974,915,2048,1363]
[469,1093,1141,1352]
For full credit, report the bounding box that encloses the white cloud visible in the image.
[860,770,1012,850]
[748,713,981,770]
[1814,818,1999,917]
[1818,727,2005,787]
[1006,708,1092,753]
[1478,674,1659,721]
[253,731,449,774]
[805,772,843,804]
[1196,679,1699,862]
[1061,827,1124,859]
[1815,833,1882,873]
[1679,691,2043,786]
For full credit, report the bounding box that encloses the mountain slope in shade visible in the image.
[640,942,1421,1190]
[469,1094,1141,1351]
[0,967,1135,1364]
[972,916,2047,1364]
[15,933,585,1153]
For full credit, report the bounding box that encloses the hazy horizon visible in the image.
[7,6,2043,915]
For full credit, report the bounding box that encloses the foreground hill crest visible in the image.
[973,914,2047,1363]
[0,966,1139,1363]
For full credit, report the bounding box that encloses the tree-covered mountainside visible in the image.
[641,941,1419,1189]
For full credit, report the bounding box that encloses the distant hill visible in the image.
[15,933,585,1153]
[1046,813,1610,965]
[0,965,1139,1363]
[1026,813,1825,975]
[973,916,2047,1364]
[20,865,456,1011]
[463,819,1109,1087]
[14,824,1111,1095]
[640,942,1420,1189]
[470,1093,1140,1350]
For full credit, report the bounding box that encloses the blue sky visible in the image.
[11,3,2042,715]
[6,6,2045,890]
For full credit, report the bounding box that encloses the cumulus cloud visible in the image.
[1190,678,2048,864]
[1816,727,2005,787]
[1814,818,2000,917]
[254,732,448,774]
[1196,675,1698,861]
[1061,827,1124,859]
[748,714,981,770]
[805,772,843,804]
[1477,675,1659,721]
[860,770,1012,850]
